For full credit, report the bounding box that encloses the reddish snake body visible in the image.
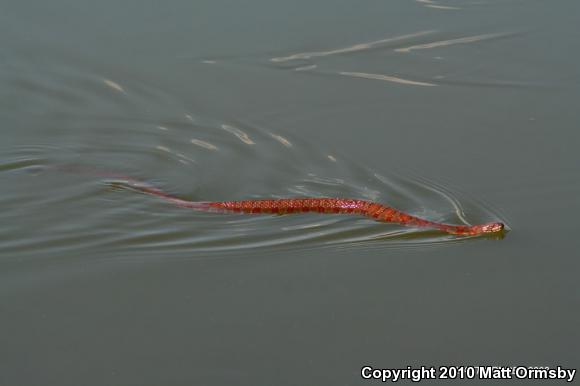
[120,179,504,236]
[54,166,504,236]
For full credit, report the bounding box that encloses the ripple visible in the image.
[0,54,506,262]
[262,29,531,90]
[270,30,435,62]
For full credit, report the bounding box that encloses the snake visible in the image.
[115,178,504,237]
[52,165,504,236]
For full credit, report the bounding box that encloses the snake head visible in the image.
[472,222,505,234]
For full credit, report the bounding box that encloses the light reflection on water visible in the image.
[0,25,528,262]
[3,1,579,384]
[0,98,505,261]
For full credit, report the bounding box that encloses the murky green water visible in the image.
[1,0,579,385]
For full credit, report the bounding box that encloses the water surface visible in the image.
[1,0,579,385]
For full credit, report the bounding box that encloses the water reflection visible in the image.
[339,71,436,87]
[270,30,435,62]
[0,40,508,261]
[395,32,510,53]
[264,28,524,91]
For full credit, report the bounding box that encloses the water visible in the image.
[1,0,579,385]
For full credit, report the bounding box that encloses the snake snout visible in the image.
[481,222,505,233]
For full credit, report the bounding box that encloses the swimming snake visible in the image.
[53,165,504,236]
[116,177,504,236]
